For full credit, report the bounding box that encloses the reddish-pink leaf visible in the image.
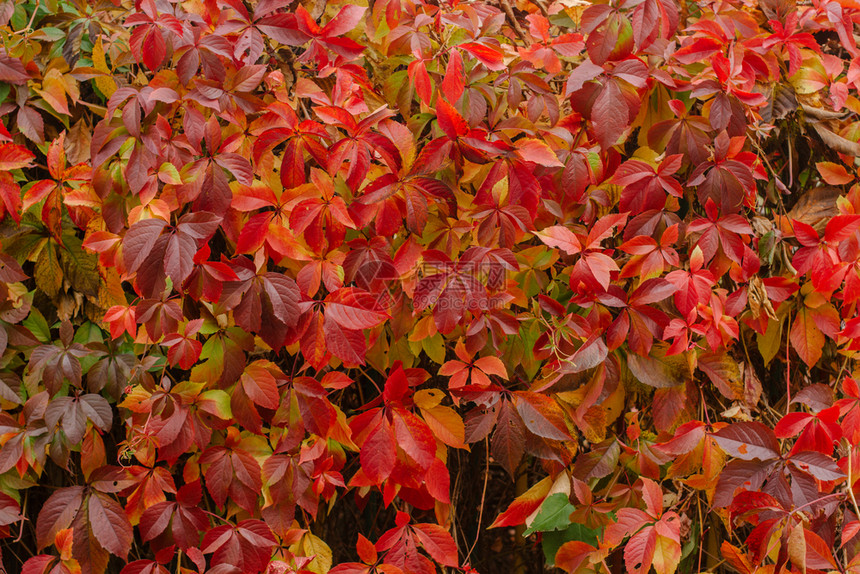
[624,527,657,574]
[413,523,459,567]
[36,486,84,550]
[361,419,397,483]
[241,362,281,410]
[88,491,133,559]
[535,226,581,255]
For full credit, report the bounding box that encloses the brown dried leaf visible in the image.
[743,362,762,408]
[748,275,777,321]
[65,118,92,165]
[761,83,797,122]
[801,103,847,120]
[812,122,860,156]
[787,186,841,232]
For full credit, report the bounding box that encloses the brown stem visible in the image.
[498,0,527,43]
[785,310,792,415]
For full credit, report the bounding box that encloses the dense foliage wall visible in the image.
[3,0,860,572]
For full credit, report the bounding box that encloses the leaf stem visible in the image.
[203,509,234,526]
[22,0,40,35]
[790,492,845,516]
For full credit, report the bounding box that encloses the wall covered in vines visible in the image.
[0,0,859,572]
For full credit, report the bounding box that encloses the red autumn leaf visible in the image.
[412,523,459,567]
[491,399,526,479]
[459,42,506,70]
[200,444,263,513]
[0,143,36,170]
[514,139,564,168]
[490,477,552,528]
[360,417,397,483]
[201,519,277,573]
[729,490,785,523]
[87,491,134,560]
[712,422,780,461]
[514,391,572,441]
[120,561,170,574]
[774,406,842,455]
[36,487,84,550]
[240,361,281,410]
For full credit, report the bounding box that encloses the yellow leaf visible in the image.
[414,389,445,410]
[603,381,625,427]
[92,38,117,98]
[81,429,106,482]
[652,532,681,574]
[757,317,783,367]
[421,405,468,450]
[491,175,509,204]
[97,267,127,310]
[291,533,332,574]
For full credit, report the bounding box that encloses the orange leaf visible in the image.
[474,356,508,379]
[816,161,854,185]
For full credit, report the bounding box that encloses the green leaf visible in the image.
[34,26,65,41]
[681,523,698,560]
[512,319,543,380]
[73,322,103,345]
[61,233,100,297]
[74,321,103,373]
[523,493,575,536]
[421,333,446,365]
[199,390,232,420]
[10,3,27,30]
[23,307,51,343]
[758,317,783,367]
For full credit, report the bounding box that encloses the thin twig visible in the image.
[22,0,40,34]
[12,490,26,544]
[785,310,792,415]
[464,438,490,563]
